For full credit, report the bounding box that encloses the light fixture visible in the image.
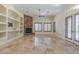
[38,9,50,20]
[38,9,41,17]
[38,9,43,20]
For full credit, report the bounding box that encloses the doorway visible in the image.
[53,22,56,32]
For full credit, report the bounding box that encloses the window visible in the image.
[44,23,52,32]
[34,23,42,32]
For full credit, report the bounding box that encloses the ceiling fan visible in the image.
[38,9,45,17]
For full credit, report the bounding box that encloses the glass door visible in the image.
[75,14,79,42]
[66,14,79,42]
[65,16,72,39]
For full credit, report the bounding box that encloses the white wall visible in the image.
[54,11,66,38]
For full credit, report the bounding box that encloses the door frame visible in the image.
[53,22,56,32]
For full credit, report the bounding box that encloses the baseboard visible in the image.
[54,33,65,39]
[35,32,54,35]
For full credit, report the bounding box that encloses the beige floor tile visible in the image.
[0,34,79,54]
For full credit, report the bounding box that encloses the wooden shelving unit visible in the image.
[0,4,24,45]
[0,5,7,42]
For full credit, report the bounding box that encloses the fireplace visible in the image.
[25,28,32,33]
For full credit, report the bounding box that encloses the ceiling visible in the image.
[10,4,73,17]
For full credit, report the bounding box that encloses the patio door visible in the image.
[65,16,72,40]
[65,14,79,42]
[75,14,79,42]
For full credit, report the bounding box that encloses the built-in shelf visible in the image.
[0,31,6,33]
[0,13,6,17]
[0,4,6,44]
[0,32,6,43]
[0,22,6,24]
[0,5,6,15]
[8,16,20,23]
[8,31,19,40]
[8,9,20,20]
[8,30,20,32]
[0,4,24,45]
[0,37,6,40]
[0,14,6,24]
[0,23,6,32]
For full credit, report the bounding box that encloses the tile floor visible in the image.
[0,34,79,54]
